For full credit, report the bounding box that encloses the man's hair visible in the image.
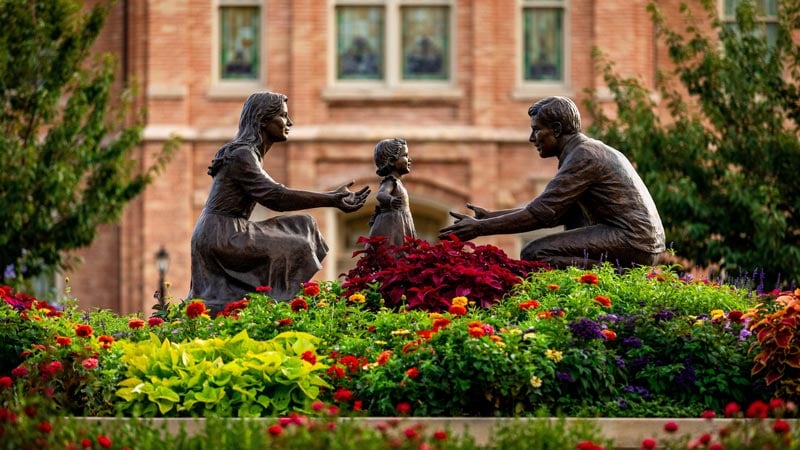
[527,96,581,135]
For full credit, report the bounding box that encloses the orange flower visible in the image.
[547,284,560,291]
[580,273,599,285]
[594,295,612,308]
[432,317,451,331]
[75,324,93,338]
[519,300,540,310]
[302,282,321,297]
[468,326,485,338]
[405,367,419,379]
[377,350,393,366]
[98,335,114,349]
[448,304,467,316]
[55,336,72,346]
[601,329,617,341]
[128,318,145,329]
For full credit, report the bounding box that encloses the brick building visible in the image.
[63,0,749,313]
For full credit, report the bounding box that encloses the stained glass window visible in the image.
[220,6,260,80]
[336,6,385,80]
[523,5,564,82]
[401,6,449,80]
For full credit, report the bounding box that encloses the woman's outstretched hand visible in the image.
[332,181,370,212]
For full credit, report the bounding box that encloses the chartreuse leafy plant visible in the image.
[115,330,329,417]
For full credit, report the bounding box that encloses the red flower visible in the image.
[724,401,741,417]
[128,318,145,329]
[290,298,308,312]
[326,365,344,379]
[519,300,540,310]
[746,400,769,419]
[219,299,250,318]
[576,441,605,450]
[580,273,599,284]
[75,324,93,338]
[333,388,354,403]
[700,409,716,419]
[81,438,92,448]
[773,419,791,434]
[594,295,611,308]
[98,335,114,349]
[433,430,447,441]
[640,438,656,450]
[404,427,418,439]
[663,421,678,433]
[353,400,362,411]
[11,365,28,378]
[377,350,393,366]
[727,310,744,323]
[0,377,11,390]
[432,318,451,331]
[448,304,467,316]
[302,282,320,297]
[148,317,164,327]
[277,318,292,327]
[601,329,617,341]
[396,402,411,415]
[256,285,272,293]
[311,400,325,412]
[699,433,712,445]
[769,398,786,411]
[709,444,723,450]
[547,284,560,290]
[186,301,208,318]
[38,421,52,434]
[405,367,419,379]
[267,424,283,436]
[55,336,72,346]
[300,351,316,365]
[97,435,112,448]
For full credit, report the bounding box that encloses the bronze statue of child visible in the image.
[367,138,417,247]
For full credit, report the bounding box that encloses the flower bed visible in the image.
[2,239,800,448]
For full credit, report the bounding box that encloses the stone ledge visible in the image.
[71,417,776,449]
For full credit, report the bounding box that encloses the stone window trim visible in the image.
[514,0,571,99]
[325,0,459,102]
[719,0,778,44]
[208,0,265,99]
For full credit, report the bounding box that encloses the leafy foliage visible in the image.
[748,289,800,396]
[0,0,176,285]
[584,0,800,287]
[342,236,550,311]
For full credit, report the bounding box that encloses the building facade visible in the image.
[65,0,745,313]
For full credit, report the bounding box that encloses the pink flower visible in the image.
[82,358,99,370]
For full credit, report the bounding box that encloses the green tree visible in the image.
[585,0,800,288]
[0,0,176,289]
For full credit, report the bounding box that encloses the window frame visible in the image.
[514,0,572,99]
[325,0,460,101]
[209,0,265,99]
[719,0,778,43]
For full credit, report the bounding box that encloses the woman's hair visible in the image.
[374,138,408,177]
[208,92,288,176]
[527,96,581,135]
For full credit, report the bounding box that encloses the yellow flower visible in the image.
[348,293,366,303]
[545,349,563,363]
[428,312,443,319]
[710,309,724,320]
[530,376,543,388]
[452,296,468,307]
[374,340,387,346]
[694,320,705,326]
[317,301,329,307]
[391,329,411,336]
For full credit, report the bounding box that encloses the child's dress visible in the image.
[368,175,416,246]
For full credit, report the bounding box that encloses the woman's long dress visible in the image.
[188,144,328,314]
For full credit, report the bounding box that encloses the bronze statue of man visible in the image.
[188,92,370,314]
[439,96,665,268]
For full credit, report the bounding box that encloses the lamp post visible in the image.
[154,246,170,312]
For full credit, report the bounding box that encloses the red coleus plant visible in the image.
[748,289,800,399]
[342,236,549,312]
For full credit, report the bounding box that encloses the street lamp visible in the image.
[154,246,170,312]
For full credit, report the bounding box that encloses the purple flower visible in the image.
[568,318,604,341]
[652,310,674,322]
[738,328,752,341]
[556,371,574,383]
[674,364,697,388]
[614,356,626,369]
[623,385,651,400]
[622,336,643,348]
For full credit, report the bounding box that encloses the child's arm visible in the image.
[376,178,403,209]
